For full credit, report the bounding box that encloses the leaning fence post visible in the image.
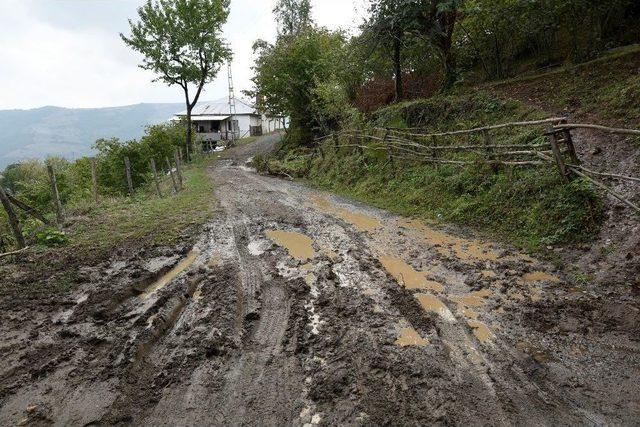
[547,126,570,182]
[332,133,339,150]
[150,158,163,198]
[166,157,179,194]
[46,164,65,227]
[383,129,394,167]
[90,157,99,204]
[174,149,184,190]
[559,120,580,165]
[124,156,134,196]
[0,185,26,249]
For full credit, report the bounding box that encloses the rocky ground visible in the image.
[1,134,638,426]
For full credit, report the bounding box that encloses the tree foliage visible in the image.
[121,0,232,158]
[273,0,313,36]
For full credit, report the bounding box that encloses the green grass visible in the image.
[261,92,604,252]
[68,157,216,252]
[0,156,218,297]
[487,44,640,126]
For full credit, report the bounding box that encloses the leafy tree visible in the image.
[249,29,350,144]
[273,0,313,36]
[121,0,232,160]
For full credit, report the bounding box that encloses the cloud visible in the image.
[0,0,367,110]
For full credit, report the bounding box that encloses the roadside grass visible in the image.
[259,92,604,252]
[487,44,640,126]
[69,156,217,252]
[0,156,218,297]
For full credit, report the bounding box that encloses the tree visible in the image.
[121,0,232,161]
[248,29,349,144]
[273,0,313,36]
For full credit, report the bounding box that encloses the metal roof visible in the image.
[190,115,230,121]
[176,97,258,116]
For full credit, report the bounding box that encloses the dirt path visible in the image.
[1,134,638,425]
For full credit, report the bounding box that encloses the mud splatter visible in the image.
[267,230,315,261]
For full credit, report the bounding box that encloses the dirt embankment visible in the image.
[486,54,640,286]
[1,135,638,425]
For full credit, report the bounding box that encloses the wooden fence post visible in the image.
[0,185,26,249]
[150,158,163,198]
[6,193,51,226]
[47,164,65,226]
[166,157,179,194]
[174,149,184,190]
[560,122,580,165]
[547,126,570,182]
[482,128,498,172]
[90,157,99,204]
[124,156,134,196]
[383,129,394,167]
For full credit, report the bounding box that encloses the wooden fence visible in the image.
[0,148,186,251]
[315,118,640,213]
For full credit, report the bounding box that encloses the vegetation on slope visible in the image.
[0,156,218,298]
[488,44,640,126]
[256,92,604,250]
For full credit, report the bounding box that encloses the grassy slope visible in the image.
[261,92,603,252]
[486,44,640,126]
[0,156,218,297]
[266,46,640,251]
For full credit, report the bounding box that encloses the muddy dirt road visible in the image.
[1,134,639,425]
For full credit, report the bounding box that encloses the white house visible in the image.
[175,98,287,151]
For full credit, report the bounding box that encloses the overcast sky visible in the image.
[0,0,367,111]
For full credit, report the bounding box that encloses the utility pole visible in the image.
[227,62,237,145]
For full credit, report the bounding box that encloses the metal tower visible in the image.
[227,62,237,144]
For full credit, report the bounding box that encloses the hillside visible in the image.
[0,102,185,169]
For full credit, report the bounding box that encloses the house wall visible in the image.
[262,116,288,134]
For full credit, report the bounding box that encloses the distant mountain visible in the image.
[0,102,187,169]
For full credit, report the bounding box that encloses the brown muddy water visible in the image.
[140,250,200,300]
[266,230,315,261]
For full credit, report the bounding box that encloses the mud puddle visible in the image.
[378,256,444,292]
[311,195,381,232]
[398,218,500,262]
[395,327,429,347]
[415,293,456,322]
[140,250,200,300]
[266,230,315,261]
[521,271,561,283]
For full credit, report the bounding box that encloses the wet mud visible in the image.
[1,133,639,426]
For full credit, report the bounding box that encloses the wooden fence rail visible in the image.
[316,118,640,214]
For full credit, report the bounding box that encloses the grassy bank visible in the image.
[0,156,218,297]
[258,92,604,251]
[487,44,640,126]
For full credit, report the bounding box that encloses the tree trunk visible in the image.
[393,37,403,102]
[0,185,26,249]
[442,48,457,90]
[186,106,193,162]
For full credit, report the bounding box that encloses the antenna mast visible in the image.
[227,62,237,144]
